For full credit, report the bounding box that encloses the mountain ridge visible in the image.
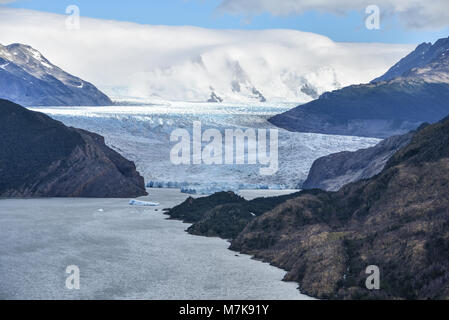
[0,43,112,106]
[372,37,449,83]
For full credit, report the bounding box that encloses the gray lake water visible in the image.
[0,188,312,300]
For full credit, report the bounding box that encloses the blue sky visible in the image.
[4,0,449,44]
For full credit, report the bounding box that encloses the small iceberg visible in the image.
[129,199,160,207]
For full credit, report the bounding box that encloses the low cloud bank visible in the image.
[0,8,413,102]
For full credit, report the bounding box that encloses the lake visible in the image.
[0,188,314,300]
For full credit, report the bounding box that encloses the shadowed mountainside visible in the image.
[0,99,147,197]
[269,80,449,138]
[301,130,415,191]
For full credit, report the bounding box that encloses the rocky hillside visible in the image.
[0,43,112,106]
[301,131,415,191]
[165,191,300,239]
[167,115,449,299]
[0,99,147,197]
[232,115,449,299]
[269,36,449,138]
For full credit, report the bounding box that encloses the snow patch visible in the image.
[41,61,54,69]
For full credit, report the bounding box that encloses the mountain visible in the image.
[0,43,112,106]
[269,37,449,138]
[372,38,449,83]
[0,99,147,197]
[301,131,415,191]
[167,114,449,299]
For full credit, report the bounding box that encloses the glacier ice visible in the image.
[30,103,381,195]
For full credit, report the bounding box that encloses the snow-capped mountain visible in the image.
[0,43,112,106]
[372,37,449,83]
[0,8,413,104]
[129,55,344,104]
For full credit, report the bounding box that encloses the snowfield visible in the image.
[30,103,380,194]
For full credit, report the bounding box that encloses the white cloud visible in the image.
[218,0,449,30]
[0,8,413,102]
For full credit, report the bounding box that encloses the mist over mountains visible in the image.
[0,8,412,103]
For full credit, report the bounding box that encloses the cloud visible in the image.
[0,0,17,4]
[217,0,449,30]
[0,8,413,102]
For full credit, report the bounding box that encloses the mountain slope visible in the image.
[269,37,449,138]
[231,115,449,299]
[0,43,112,106]
[0,99,146,197]
[301,131,415,191]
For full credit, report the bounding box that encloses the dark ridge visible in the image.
[0,99,147,197]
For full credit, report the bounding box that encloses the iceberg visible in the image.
[129,199,160,207]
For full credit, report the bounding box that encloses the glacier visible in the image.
[30,102,381,194]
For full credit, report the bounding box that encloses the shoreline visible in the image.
[163,188,316,299]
